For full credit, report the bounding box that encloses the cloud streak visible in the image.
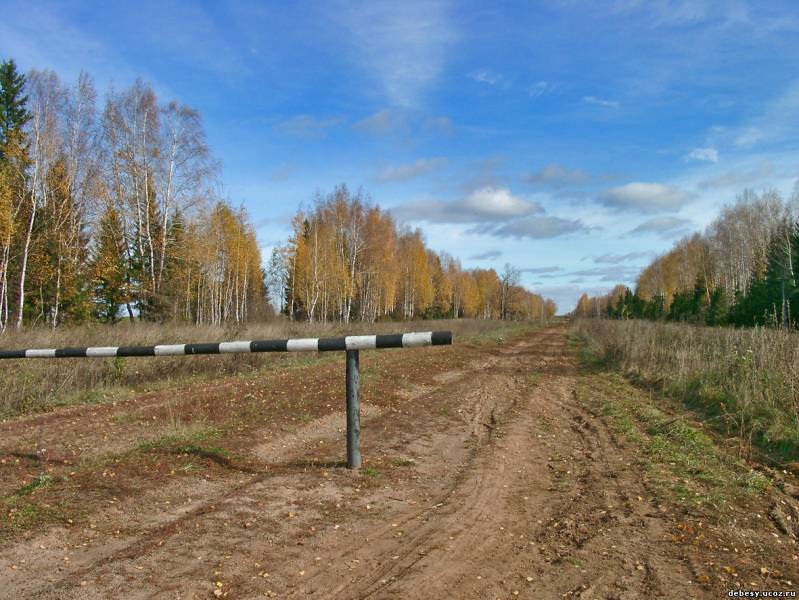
[685,147,718,162]
[524,164,589,187]
[732,79,799,148]
[582,95,619,108]
[627,216,693,238]
[520,266,562,274]
[697,162,774,189]
[567,265,641,282]
[588,251,653,264]
[275,115,343,140]
[528,81,555,98]
[468,69,509,87]
[469,250,502,260]
[484,216,589,240]
[375,157,447,183]
[333,0,456,107]
[599,182,693,213]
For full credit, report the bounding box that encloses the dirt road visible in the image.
[1,326,795,598]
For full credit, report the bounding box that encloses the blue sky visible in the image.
[3,1,799,312]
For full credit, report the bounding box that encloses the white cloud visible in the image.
[685,147,719,162]
[333,0,456,107]
[582,95,620,108]
[394,187,542,223]
[528,81,554,98]
[599,182,693,213]
[375,157,448,182]
[462,188,539,218]
[732,79,799,148]
[734,127,766,148]
[468,69,509,88]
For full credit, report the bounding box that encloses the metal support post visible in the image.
[346,349,361,469]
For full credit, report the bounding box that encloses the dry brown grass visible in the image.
[572,318,799,463]
[0,318,530,417]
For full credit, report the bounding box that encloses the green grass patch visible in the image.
[361,466,380,478]
[136,423,222,453]
[175,443,231,461]
[564,556,584,567]
[576,370,771,515]
[13,473,54,497]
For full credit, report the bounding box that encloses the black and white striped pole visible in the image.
[0,330,453,469]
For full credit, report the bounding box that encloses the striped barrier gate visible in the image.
[0,330,454,468]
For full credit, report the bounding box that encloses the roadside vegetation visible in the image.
[0,317,544,418]
[573,318,799,465]
[574,370,770,515]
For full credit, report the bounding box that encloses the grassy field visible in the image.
[572,318,799,465]
[0,318,541,418]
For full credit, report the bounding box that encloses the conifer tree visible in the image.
[0,59,29,156]
[91,204,129,323]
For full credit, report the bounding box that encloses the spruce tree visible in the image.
[706,288,729,326]
[91,204,128,323]
[0,59,29,155]
[762,226,797,328]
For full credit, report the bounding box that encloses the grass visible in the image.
[360,466,380,478]
[14,473,54,497]
[2,474,62,536]
[564,556,584,567]
[174,443,233,462]
[0,419,236,540]
[575,361,771,514]
[136,419,222,453]
[0,317,544,418]
[572,318,799,465]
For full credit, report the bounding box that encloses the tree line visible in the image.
[0,58,555,330]
[0,58,267,330]
[574,187,799,328]
[266,185,557,323]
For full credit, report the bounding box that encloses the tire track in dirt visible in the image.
[255,329,698,599]
[0,327,726,598]
[0,336,499,598]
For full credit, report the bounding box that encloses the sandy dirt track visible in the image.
[1,326,796,599]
